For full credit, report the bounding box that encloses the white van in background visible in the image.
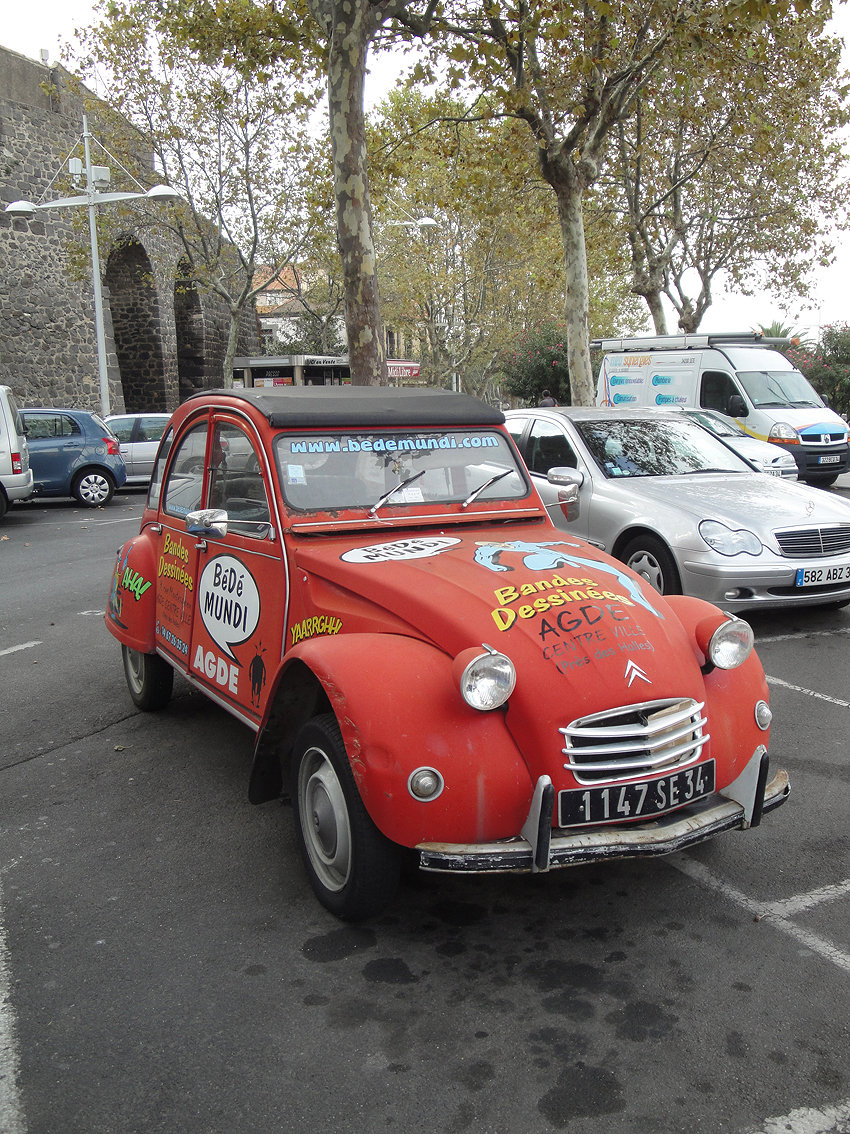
[594,333,850,485]
[0,385,33,519]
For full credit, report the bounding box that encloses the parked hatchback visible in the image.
[21,408,126,506]
[105,413,171,485]
[0,385,34,518]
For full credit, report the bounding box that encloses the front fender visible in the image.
[663,595,771,785]
[105,531,158,653]
[278,634,534,847]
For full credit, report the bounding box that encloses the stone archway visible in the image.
[174,260,207,400]
[104,238,167,412]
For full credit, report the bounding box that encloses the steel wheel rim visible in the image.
[298,747,352,892]
[627,550,664,593]
[79,473,110,504]
[124,648,145,695]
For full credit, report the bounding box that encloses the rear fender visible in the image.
[254,633,533,847]
[105,530,158,654]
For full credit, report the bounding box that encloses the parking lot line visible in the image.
[765,674,850,709]
[0,642,41,658]
[757,627,850,644]
[669,854,850,976]
[748,1097,850,1134]
[0,880,25,1134]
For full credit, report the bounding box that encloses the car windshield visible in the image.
[575,417,752,478]
[688,410,742,438]
[736,369,823,408]
[274,429,528,512]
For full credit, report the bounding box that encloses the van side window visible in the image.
[700,371,739,414]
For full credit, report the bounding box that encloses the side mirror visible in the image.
[547,467,583,522]
[821,393,830,407]
[186,508,228,540]
[727,394,748,418]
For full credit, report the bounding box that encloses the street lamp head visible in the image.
[417,217,438,229]
[145,184,182,203]
[5,200,37,219]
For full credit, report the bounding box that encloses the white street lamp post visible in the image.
[5,115,181,417]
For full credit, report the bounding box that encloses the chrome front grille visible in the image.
[560,698,708,784]
[775,525,850,557]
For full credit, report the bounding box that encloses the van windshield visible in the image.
[736,370,823,409]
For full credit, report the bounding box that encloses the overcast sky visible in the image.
[4,2,849,338]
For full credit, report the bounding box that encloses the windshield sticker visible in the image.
[198,555,261,661]
[341,537,462,563]
[287,434,500,454]
[474,541,663,620]
[287,464,307,485]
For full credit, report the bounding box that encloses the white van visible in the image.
[0,385,33,519]
[594,333,850,485]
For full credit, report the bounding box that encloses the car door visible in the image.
[23,411,84,492]
[153,415,209,672]
[524,417,592,539]
[186,416,286,725]
[106,416,138,478]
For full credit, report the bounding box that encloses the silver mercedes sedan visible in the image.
[505,406,850,612]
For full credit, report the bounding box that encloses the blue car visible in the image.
[21,408,127,506]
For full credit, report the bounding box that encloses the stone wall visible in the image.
[0,46,260,414]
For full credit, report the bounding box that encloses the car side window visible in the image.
[163,424,208,518]
[700,371,739,414]
[208,422,271,537]
[527,420,578,474]
[22,413,57,440]
[138,416,170,443]
[147,426,174,511]
[505,417,528,450]
[60,415,83,437]
[109,418,135,442]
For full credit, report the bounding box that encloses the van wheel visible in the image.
[291,714,401,920]
[621,535,681,596]
[0,491,7,520]
[122,646,174,711]
[805,474,839,488]
[72,469,115,506]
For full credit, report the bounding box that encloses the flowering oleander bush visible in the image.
[785,322,850,420]
[504,321,572,406]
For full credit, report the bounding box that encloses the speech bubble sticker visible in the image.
[198,555,261,661]
[340,536,461,563]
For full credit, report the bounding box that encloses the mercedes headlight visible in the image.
[453,644,516,710]
[699,520,763,557]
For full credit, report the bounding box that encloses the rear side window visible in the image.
[61,415,83,437]
[138,416,170,443]
[7,392,25,438]
[108,417,136,442]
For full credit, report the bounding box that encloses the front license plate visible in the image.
[796,564,850,587]
[558,761,715,827]
[818,454,841,464]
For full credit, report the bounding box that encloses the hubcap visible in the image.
[627,551,664,594]
[299,747,352,893]
[79,474,110,504]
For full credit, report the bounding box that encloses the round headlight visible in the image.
[699,520,763,557]
[704,616,754,669]
[453,644,516,711]
[768,421,800,444]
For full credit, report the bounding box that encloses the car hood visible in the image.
[609,474,850,536]
[293,522,709,776]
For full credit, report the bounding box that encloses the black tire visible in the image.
[620,534,682,596]
[805,474,839,488]
[72,468,115,506]
[122,645,174,711]
[0,491,7,520]
[291,713,401,920]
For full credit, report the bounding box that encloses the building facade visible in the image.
[0,46,259,414]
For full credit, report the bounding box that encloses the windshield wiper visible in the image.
[369,469,426,516]
[686,467,741,474]
[462,468,512,508]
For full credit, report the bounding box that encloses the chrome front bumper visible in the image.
[417,754,790,875]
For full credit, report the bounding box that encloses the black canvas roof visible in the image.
[187,386,504,428]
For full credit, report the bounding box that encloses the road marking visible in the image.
[0,879,26,1134]
[766,674,850,709]
[669,855,850,975]
[748,1098,850,1133]
[758,627,850,644]
[0,642,41,658]
[78,611,105,617]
